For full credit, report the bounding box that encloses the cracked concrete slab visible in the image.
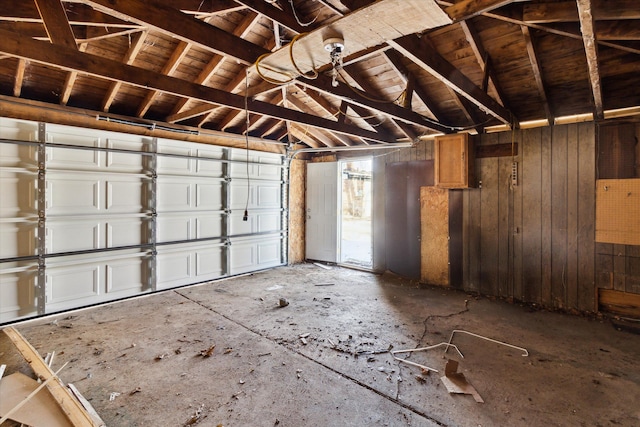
[2,264,639,426]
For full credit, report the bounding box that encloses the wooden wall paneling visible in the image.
[596,242,614,290]
[577,122,596,311]
[478,133,500,296]
[449,189,464,288]
[551,125,569,308]
[424,139,433,160]
[521,127,543,304]
[626,245,640,294]
[497,131,512,298]
[512,128,524,302]
[540,126,553,306]
[551,126,565,306]
[463,184,481,293]
[613,244,627,291]
[566,124,580,309]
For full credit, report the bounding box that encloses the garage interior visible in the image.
[0,0,639,426]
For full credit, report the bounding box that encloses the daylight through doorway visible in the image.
[339,159,372,268]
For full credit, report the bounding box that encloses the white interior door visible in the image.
[306,162,338,262]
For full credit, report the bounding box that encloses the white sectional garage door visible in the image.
[0,118,286,323]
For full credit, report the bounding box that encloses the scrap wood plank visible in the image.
[2,326,101,427]
[598,288,640,318]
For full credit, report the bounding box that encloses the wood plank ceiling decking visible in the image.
[0,0,638,148]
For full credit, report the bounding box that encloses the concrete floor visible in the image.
[1,263,639,427]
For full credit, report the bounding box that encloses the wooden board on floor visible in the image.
[598,288,640,318]
[0,372,71,427]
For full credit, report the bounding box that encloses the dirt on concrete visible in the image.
[1,263,639,426]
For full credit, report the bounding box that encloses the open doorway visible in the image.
[339,159,372,268]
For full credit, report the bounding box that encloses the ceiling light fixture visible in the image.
[323,34,345,87]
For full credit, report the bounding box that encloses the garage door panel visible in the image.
[196,215,224,239]
[106,257,147,294]
[107,219,146,247]
[0,143,36,168]
[46,264,100,309]
[46,220,100,252]
[230,244,255,273]
[45,125,102,147]
[46,146,100,171]
[106,179,146,213]
[156,251,192,289]
[157,216,191,242]
[0,118,38,142]
[1,221,37,258]
[0,171,37,217]
[0,267,37,322]
[196,247,223,277]
[157,180,191,211]
[258,240,281,265]
[196,183,223,210]
[46,175,101,215]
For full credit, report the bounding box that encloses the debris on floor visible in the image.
[445,329,529,358]
[278,298,289,307]
[440,359,484,403]
[313,262,332,270]
[184,403,205,426]
[1,326,104,426]
[199,345,216,358]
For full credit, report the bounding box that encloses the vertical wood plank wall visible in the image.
[386,122,597,312]
[595,123,640,296]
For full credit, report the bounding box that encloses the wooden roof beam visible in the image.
[521,25,553,123]
[34,0,77,49]
[438,0,640,55]
[576,0,604,120]
[233,0,307,33]
[60,43,88,105]
[1,2,134,28]
[445,0,518,22]
[101,30,147,112]
[13,59,26,97]
[82,0,268,65]
[523,0,640,23]
[168,11,260,117]
[459,20,510,110]
[383,50,449,123]
[388,35,513,125]
[136,40,191,117]
[0,29,394,143]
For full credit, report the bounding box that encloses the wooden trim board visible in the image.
[598,288,640,318]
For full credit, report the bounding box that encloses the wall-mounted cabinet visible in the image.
[434,133,475,188]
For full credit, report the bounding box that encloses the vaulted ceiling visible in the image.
[0,0,638,149]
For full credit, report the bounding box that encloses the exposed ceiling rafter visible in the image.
[521,25,553,123]
[0,29,394,143]
[576,0,604,120]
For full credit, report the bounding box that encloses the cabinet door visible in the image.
[435,133,473,188]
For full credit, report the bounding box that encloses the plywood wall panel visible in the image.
[288,158,306,264]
